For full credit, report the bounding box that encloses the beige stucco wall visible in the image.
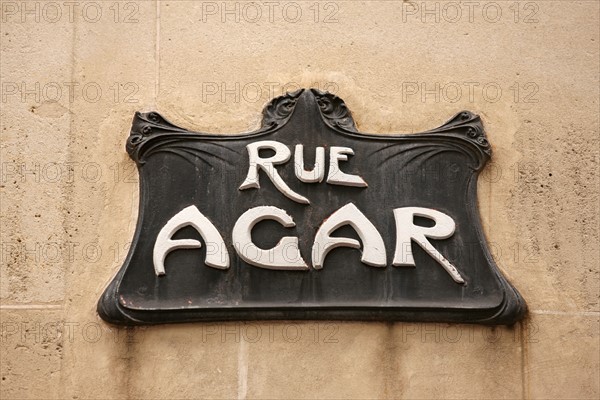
[1,1,598,398]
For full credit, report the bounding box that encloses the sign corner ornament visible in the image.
[98,88,526,326]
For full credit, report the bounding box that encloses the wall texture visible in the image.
[1,1,598,398]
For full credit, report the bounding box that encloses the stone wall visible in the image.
[1,1,598,398]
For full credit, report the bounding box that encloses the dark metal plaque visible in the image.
[98,89,526,325]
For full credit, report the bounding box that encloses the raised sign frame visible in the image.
[98,89,526,325]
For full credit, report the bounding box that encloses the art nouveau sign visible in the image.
[98,89,526,325]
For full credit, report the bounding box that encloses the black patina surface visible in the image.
[98,89,526,325]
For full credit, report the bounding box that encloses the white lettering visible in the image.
[153,205,229,276]
[312,203,386,269]
[392,207,464,283]
[239,140,309,204]
[327,146,368,187]
[232,206,308,270]
[294,144,325,183]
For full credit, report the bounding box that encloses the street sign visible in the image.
[98,89,526,325]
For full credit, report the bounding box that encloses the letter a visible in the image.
[312,203,386,269]
[153,205,229,276]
